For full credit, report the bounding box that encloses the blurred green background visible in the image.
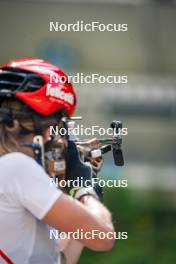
[0,0,176,263]
[79,188,176,264]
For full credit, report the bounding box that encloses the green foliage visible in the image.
[78,188,176,264]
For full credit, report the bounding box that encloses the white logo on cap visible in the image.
[46,84,74,105]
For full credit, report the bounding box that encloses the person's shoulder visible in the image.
[0,152,37,167]
[0,152,42,184]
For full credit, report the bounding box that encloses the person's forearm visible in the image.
[61,195,113,264]
[43,193,115,251]
[80,195,113,229]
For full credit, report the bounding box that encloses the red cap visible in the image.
[2,58,77,117]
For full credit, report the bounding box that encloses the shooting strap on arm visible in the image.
[73,187,99,201]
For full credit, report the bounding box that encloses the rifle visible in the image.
[73,120,124,167]
[30,119,125,184]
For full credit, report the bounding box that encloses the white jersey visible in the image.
[0,152,62,264]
